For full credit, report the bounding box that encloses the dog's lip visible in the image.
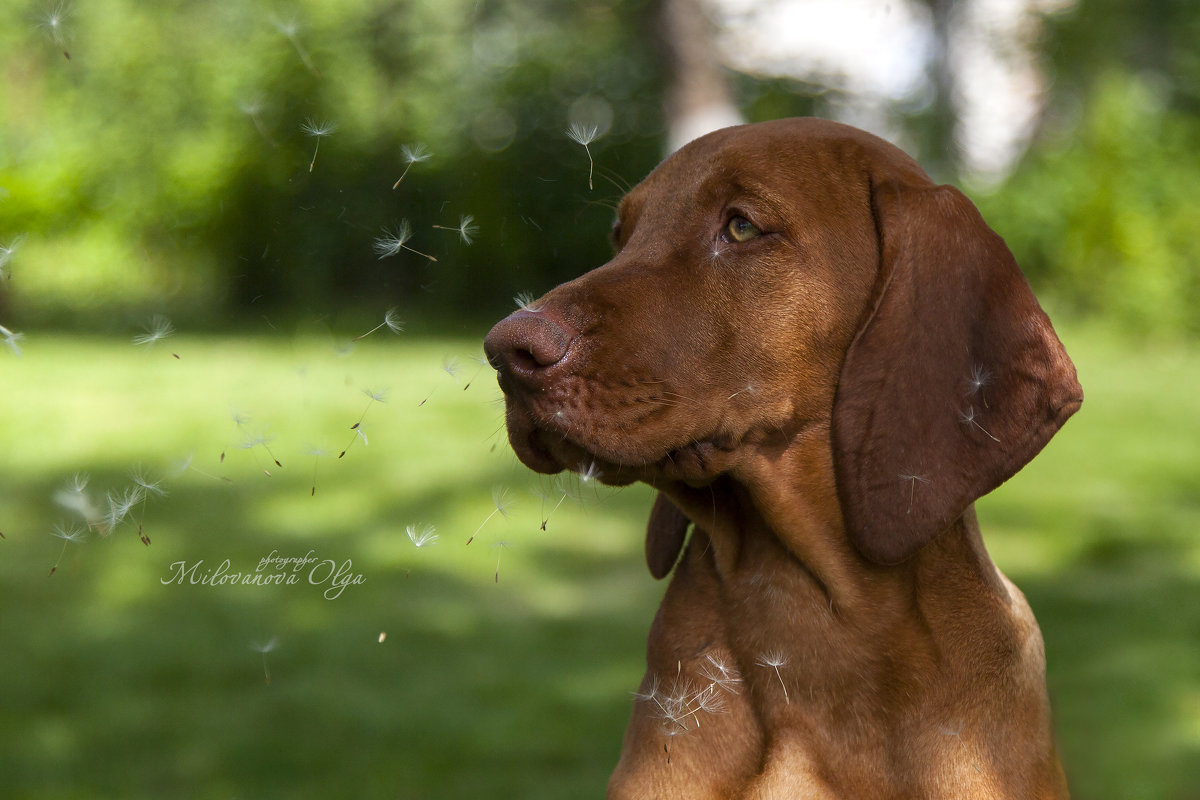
[511,413,729,487]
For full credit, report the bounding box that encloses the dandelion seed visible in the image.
[131,466,166,498]
[304,445,326,495]
[300,118,337,173]
[728,383,756,401]
[240,429,283,470]
[576,461,602,485]
[53,473,101,527]
[432,214,479,246]
[1,323,25,357]
[960,406,1001,443]
[38,2,71,56]
[756,651,790,704]
[565,122,600,190]
[178,453,233,485]
[239,95,277,147]
[533,479,568,531]
[373,219,437,262]
[132,315,175,347]
[418,355,469,405]
[492,541,511,583]
[406,523,438,548]
[272,15,319,76]
[128,469,163,545]
[0,234,25,278]
[965,362,991,408]
[353,307,404,341]
[48,522,85,576]
[899,473,930,514]
[700,652,743,694]
[513,292,542,313]
[466,486,513,545]
[251,637,279,684]
[392,143,431,188]
[340,388,387,457]
[706,241,728,266]
[461,355,488,391]
[104,486,145,535]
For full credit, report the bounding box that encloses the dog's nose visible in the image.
[484,310,575,388]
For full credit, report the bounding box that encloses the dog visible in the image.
[484,118,1081,799]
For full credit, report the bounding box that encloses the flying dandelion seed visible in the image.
[132,315,175,347]
[373,219,437,262]
[177,453,234,485]
[431,214,479,246]
[103,486,145,536]
[53,473,102,528]
[406,523,438,548]
[251,637,279,684]
[417,355,465,406]
[461,356,488,391]
[353,307,404,341]
[466,486,513,545]
[513,293,542,313]
[492,541,511,583]
[756,651,790,704]
[271,15,319,76]
[392,143,431,188]
[565,122,600,190]
[240,430,283,471]
[1,323,24,357]
[130,466,165,545]
[38,2,71,57]
[300,118,337,173]
[304,446,326,496]
[340,388,387,458]
[534,480,569,531]
[47,522,86,576]
[239,96,277,147]
[0,234,25,279]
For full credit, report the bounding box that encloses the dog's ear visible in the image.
[832,180,1082,565]
[645,492,690,579]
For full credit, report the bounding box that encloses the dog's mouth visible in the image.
[502,395,737,487]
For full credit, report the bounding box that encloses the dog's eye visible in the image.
[725,216,760,243]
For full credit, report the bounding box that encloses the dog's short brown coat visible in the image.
[485,118,1081,799]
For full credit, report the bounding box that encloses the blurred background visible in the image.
[1,0,1197,797]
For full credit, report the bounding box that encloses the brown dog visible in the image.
[484,118,1081,799]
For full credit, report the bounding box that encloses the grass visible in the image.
[0,323,1197,799]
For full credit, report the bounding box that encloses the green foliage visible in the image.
[981,71,1200,336]
[0,0,665,328]
[979,0,1200,337]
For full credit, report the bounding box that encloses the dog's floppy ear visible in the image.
[832,180,1082,565]
[645,492,690,579]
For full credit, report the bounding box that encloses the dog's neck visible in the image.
[659,424,1008,613]
[654,426,1016,695]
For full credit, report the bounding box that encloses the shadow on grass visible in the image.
[6,468,1199,799]
[1017,533,1200,799]
[2,467,660,800]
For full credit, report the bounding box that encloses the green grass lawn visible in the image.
[1,323,1197,799]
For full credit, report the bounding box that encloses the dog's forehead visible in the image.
[619,118,929,223]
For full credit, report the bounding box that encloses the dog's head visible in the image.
[485,118,1081,568]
